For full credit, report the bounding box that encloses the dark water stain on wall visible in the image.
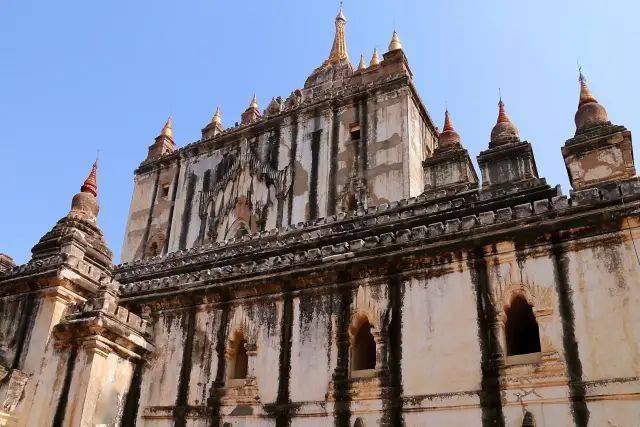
[380,272,404,426]
[468,247,505,427]
[179,172,198,250]
[121,360,144,426]
[308,130,322,220]
[52,345,78,427]
[174,308,196,427]
[332,288,353,427]
[551,242,589,427]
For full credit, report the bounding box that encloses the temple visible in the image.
[0,8,639,427]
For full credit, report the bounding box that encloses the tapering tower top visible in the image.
[249,93,258,110]
[160,116,173,139]
[70,159,100,219]
[212,106,222,125]
[357,54,366,71]
[370,48,381,66]
[388,31,402,51]
[578,70,597,106]
[81,160,98,197]
[437,109,461,150]
[490,98,520,147]
[327,7,349,64]
[575,69,609,133]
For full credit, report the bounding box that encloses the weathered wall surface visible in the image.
[121,79,435,264]
[13,291,75,426]
[121,224,639,426]
[401,270,482,398]
[137,309,189,423]
[0,294,34,369]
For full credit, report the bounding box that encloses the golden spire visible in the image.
[327,6,349,63]
[358,54,366,70]
[370,48,380,66]
[388,30,402,51]
[578,69,598,106]
[160,116,173,139]
[212,106,222,124]
[249,93,258,110]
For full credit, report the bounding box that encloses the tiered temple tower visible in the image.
[0,8,639,427]
[120,8,437,262]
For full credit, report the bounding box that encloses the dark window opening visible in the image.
[230,335,248,379]
[352,321,376,371]
[350,123,361,140]
[505,296,541,356]
[147,242,159,257]
[160,184,170,199]
[354,418,365,427]
[346,193,358,211]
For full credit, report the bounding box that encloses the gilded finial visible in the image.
[249,93,258,110]
[212,106,222,124]
[160,116,173,139]
[370,48,380,66]
[358,54,366,70]
[336,3,346,22]
[81,159,98,197]
[327,5,349,63]
[388,30,402,51]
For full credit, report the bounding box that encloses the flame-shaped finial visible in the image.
[249,93,258,110]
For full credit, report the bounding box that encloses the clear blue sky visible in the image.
[1,1,639,264]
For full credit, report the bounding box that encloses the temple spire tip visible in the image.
[327,5,349,63]
[388,30,402,51]
[160,116,173,139]
[80,159,98,197]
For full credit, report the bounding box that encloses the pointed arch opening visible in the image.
[351,319,376,372]
[505,295,541,356]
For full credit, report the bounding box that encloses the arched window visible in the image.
[353,417,365,427]
[505,296,541,356]
[352,320,376,371]
[229,333,248,379]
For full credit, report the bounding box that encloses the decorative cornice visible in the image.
[115,177,640,303]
